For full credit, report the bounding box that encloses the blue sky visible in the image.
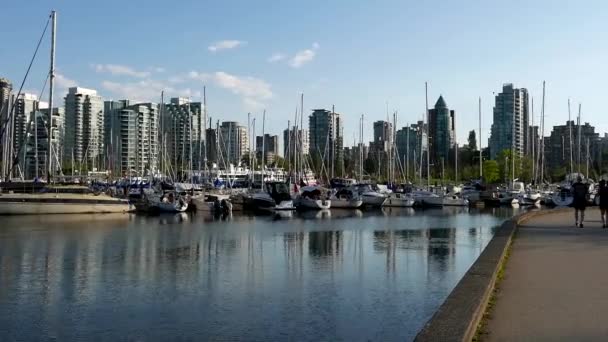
[2,0,608,147]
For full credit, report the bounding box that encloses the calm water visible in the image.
[0,207,521,341]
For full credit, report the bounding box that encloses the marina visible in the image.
[0,207,520,341]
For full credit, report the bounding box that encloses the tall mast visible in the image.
[300,93,304,181]
[331,104,335,179]
[261,110,266,189]
[406,123,410,181]
[202,86,207,174]
[425,82,430,188]
[479,97,483,179]
[47,10,56,181]
[359,114,363,183]
[531,97,535,183]
[577,103,582,176]
[540,81,546,184]
[454,110,458,182]
[568,98,573,176]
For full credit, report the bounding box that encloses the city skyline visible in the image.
[2,1,608,148]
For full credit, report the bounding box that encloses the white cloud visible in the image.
[188,70,273,110]
[267,53,286,63]
[152,67,165,73]
[92,64,151,78]
[101,79,200,102]
[208,40,246,52]
[55,73,78,88]
[288,43,320,68]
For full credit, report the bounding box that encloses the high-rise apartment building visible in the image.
[396,121,426,179]
[309,109,343,173]
[219,121,248,165]
[105,100,159,176]
[283,126,309,160]
[25,106,64,179]
[0,78,13,179]
[162,98,205,171]
[489,84,529,159]
[256,134,279,164]
[545,121,599,173]
[12,93,40,170]
[64,87,104,168]
[428,95,455,165]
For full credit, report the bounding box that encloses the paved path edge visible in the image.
[414,208,571,342]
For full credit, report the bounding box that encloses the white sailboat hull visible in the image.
[0,193,133,215]
[361,193,386,207]
[329,198,363,208]
[296,197,331,210]
[382,196,415,207]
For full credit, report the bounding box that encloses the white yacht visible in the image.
[330,188,363,209]
[382,193,416,207]
[295,186,331,210]
[0,186,133,215]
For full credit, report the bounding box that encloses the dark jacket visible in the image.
[571,182,588,208]
[599,184,608,208]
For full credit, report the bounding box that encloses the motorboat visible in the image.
[0,186,133,215]
[191,193,232,214]
[329,188,363,209]
[382,192,416,207]
[410,190,442,207]
[295,186,331,210]
[352,184,387,207]
[145,190,189,213]
[497,191,519,206]
[518,192,541,206]
[442,193,469,206]
[250,181,295,211]
[552,187,573,207]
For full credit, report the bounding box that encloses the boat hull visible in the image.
[330,199,363,208]
[0,195,133,215]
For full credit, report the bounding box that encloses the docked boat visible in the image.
[497,191,519,206]
[552,188,573,207]
[295,186,331,210]
[140,189,188,213]
[330,188,363,209]
[382,192,416,207]
[191,194,232,214]
[250,181,295,211]
[0,186,133,214]
[442,193,469,206]
[518,192,541,206]
[352,184,386,207]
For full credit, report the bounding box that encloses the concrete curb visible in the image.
[414,207,572,342]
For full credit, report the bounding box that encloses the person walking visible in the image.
[571,176,589,228]
[599,179,608,228]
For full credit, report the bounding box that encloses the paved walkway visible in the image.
[486,208,608,341]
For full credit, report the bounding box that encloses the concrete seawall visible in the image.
[414,208,569,342]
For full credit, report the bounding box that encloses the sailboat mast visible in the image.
[568,98,573,177]
[261,110,266,189]
[577,103,582,176]
[300,93,304,183]
[479,97,483,178]
[540,81,546,184]
[425,82,430,188]
[406,122,409,181]
[47,10,56,181]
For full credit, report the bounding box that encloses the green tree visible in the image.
[483,160,500,183]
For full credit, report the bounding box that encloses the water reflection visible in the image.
[0,207,518,341]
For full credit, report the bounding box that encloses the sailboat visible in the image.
[0,11,133,215]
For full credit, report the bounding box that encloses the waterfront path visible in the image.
[485,208,608,341]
